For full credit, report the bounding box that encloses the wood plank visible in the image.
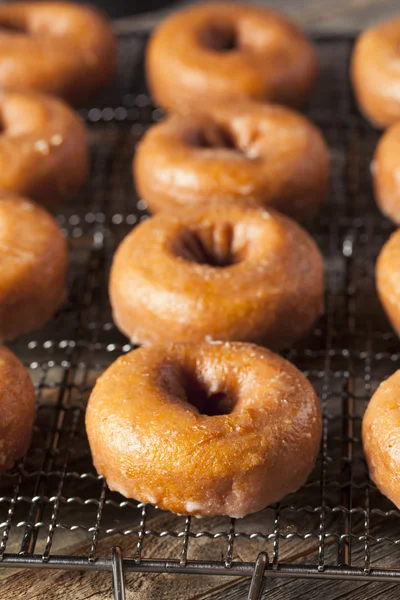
[114,0,400,34]
[3,507,400,599]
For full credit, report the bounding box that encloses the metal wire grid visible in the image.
[0,31,399,597]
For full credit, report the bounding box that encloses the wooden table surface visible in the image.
[114,0,399,33]
[3,1,400,599]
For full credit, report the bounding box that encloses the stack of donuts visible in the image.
[4,1,400,522]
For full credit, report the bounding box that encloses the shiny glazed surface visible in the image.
[146,2,318,113]
[373,122,400,224]
[0,346,35,473]
[0,1,116,105]
[0,194,68,341]
[86,342,322,517]
[109,203,324,349]
[351,18,400,128]
[376,228,400,335]
[0,90,88,208]
[134,103,330,221]
[363,370,400,508]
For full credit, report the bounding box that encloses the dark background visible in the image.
[78,0,398,34]
[79,0,178,19]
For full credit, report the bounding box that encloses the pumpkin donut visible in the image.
[373,122,400,224]
[0,346,36,473]
[134,103,330,220]
[110,203,324,349]
[86,342,322,517]
[351,18,400,127]
[146,2,318,113]
[363,370,400,508]
[0,194,68,342]
[376,229,400,334]
[0,1,116,105]
[0,90,88,209]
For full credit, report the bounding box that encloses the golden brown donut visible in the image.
[351,19,400,128]
[134,103,330,220]
[363,370,400,508]
[146,2,318,113]
[0,2,116,105]
[0,346,35,473]
[0,90,88,209]
[86,342,322,517]
[110,203,324,349]
[376,229,400,335]
[373,123,400,224]
[0,194,68,342]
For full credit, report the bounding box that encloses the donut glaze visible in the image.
[0,91,88,209]
[351,19,400,127]
[110,203,324,349]
[363,370,400,508]
[0,346,35,473]
[86,342,322,517]
[373,123,400,224]
[0,2,116,105]
[0,194,68,342]
[134,103,330,220]
[146,2,318,113]
[376,229,400,335]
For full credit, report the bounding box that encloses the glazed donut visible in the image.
[0,91,88,209]
[373,123,400,224]
[351,18,400,127]
[86,342,322,517]
[146,2,318,113]
[110,203,324,349]
[0,2,116,105]
[134,103,330,220]
[363,370,400,508]
[376,229,400,335]
[0,346,35,473]
[0,194,68,342]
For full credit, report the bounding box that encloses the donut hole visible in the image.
[186,123,260,159]
[187,125,236,151]
[174,224,245,268]
[0,21,26,35]
[183,371,236,416]
[158,360,237,417]
[201,23,237,52]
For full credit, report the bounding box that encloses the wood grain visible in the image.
[2,513,400,600]
[114,0,400,34]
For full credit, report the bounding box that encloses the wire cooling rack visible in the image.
[0,31,399,600]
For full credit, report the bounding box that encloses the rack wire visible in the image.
[0,31,399,599]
